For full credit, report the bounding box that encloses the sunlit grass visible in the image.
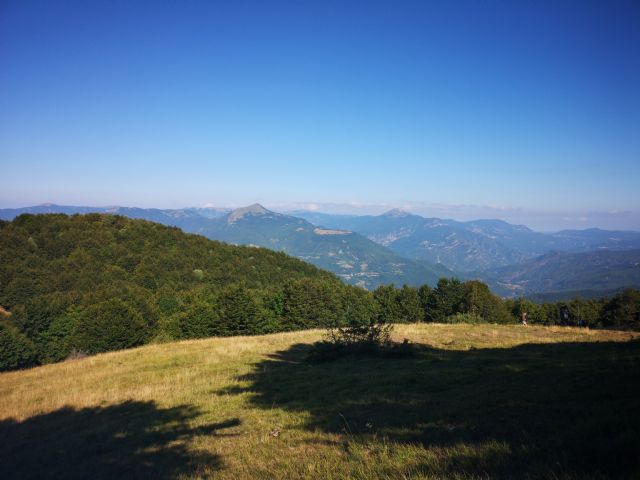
[1,324,638,479]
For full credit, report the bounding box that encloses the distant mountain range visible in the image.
[478,249,640,297]
[2,204,639,296]
[183,204,452,288]
[292,210,640,272]
[0,204,230,222]
[0,204,450,289]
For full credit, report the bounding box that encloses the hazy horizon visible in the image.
[2,199,639,233]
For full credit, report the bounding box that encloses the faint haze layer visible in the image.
[1,0,639,230]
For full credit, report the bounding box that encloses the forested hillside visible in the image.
[0,214,375,369]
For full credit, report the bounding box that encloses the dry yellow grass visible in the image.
[1,324,638,479]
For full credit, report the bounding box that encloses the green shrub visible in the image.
[328,319,392,347]
[192,269,204,280]
[321,310,394,360]
[444,312,484,324]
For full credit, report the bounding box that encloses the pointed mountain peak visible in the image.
[381,208,411,218]
[228,203,273,223]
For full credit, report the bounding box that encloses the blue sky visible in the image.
[1,1,639,230]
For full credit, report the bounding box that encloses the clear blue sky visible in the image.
[1,1,639,230]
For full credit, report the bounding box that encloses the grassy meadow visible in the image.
[1,324,639,479]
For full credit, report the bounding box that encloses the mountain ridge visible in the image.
[3,204,639,294]
[0,204,450,289]
[479,249,640,297]
[291,210,640,271]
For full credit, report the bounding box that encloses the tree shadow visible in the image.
[0,400,239,479]
[220,339,640,478]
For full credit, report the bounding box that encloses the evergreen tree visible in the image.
[75,299,148,354]
[340,286,378,327]
[396,285,423,323]
[373,284,400,323]
[418,284,432,321]
[218,284,263,335]
[39,310,81,362]
[461,280,512,323]
[179,302,221,339]
[0,319,37,371]
[426,278,465,322]
[601,289,640,329]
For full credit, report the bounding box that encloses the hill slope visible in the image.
[1,325,638,479]
[293,211,542,270]
[480,249,640,297]
[0,214,374,367]
[293,210,640,272]
[195,204,451,289]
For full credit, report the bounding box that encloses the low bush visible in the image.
[444,312,484,324]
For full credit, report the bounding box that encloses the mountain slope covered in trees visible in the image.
[193,204,452,289]
[0,214,376,369]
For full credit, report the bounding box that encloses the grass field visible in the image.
[1,324,639,479]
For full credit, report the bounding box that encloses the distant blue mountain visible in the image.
[0,204,231,221]
[477,249,640,297]
[292,210,640,272]
[196,204,452,289]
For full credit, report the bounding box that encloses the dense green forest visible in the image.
[1,214,638,371]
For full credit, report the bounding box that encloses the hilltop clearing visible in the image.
[1,324,638,479]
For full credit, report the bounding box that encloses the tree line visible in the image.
[1,214,638,371]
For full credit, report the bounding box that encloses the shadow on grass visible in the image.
[0,400,239,479]
[220,339,640,478]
